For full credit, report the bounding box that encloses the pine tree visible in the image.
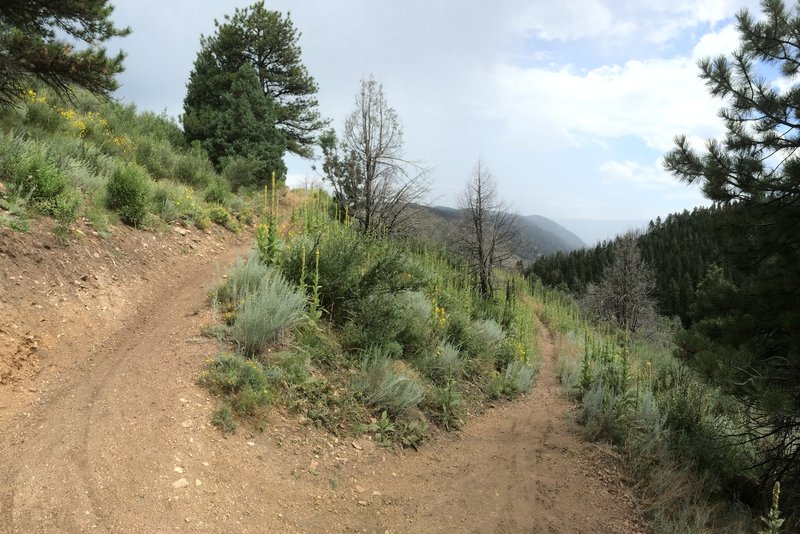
[664,0,800,509]
[525,206,728,325]
[183,2,326,159]
[0,0,129,106]
[201,65,286,184]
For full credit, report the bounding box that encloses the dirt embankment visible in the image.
[0,220,647,533]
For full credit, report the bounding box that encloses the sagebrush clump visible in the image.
[232,265,306,356]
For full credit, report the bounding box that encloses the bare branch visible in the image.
[457,160,517,299]
[319,76,429,235]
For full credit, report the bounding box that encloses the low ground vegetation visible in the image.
[532,284,773,533]
[0,87,262,237]
[201,190,541,448]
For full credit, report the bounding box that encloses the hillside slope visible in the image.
[528,206,728,324]
[523,214,587,251]
[411,205,586,262]
[0,223,645,533]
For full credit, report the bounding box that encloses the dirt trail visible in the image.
[314,326,647,534]
[0,230,647,533]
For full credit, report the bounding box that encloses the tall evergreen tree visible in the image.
[664,0,800,508]
[183,2,326,159]
[202,65,286,183]
[0,0,129,106]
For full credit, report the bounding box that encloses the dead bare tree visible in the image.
[318,76,429,235]
[459,160,516,299]
[582,233,657,334]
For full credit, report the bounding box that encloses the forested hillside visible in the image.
[526,205,730,324]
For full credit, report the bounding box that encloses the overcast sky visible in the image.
[108,0,759,223]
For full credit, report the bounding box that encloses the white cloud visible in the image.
[599,160,675,189]
[691,23,740,59]
[488,55,724,152]
[512,0,619,41]
[512,0,757,44]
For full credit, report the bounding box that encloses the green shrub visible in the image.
[428,380,464,430]
[206,205,239,232]
[81,149,117,180]
[155,195,180,223]
[134,110,185,147]
[212,403,237,434]
[394,291,435,355]
[61,156,106,193]
[504,360,535,396]
[38,187,82,227]
[222,156,264,191]
[482,360,536,400]
[483,371,506,400]
[577,382,632,444]
[268,351,311,387]
[353,345,425,418]
[282,231,363,317]
[234,383,271,416]
[134,137,175,180]
[282,228,422,323]
[106,163,151,226]
[204,176,230,204]
[193,212,212,231]
[150,180,207,224]
[199,353,272,423]
[0,182,32,232]
[84,202,110,236]
[344,288,437,357]
[25,97,62,132]
[444,311,475,349]
[14,152,68,203]
[212,250,271,318]
[199,352,271,394]
[0,131,23,181]
[494,336,534,373]
[174,150,215,188]
[414,342,463,385]
[224,194,255,225]
[232,266,306,356]
[343,291,431,354]
[472,319,506,348]
[296,324,345,370]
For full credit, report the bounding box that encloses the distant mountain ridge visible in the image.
[555,219,649,246]
[522,215,586,252]
[410,205,586,263]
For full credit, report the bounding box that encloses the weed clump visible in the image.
[212,403,237,434]
[199,353,272,426]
